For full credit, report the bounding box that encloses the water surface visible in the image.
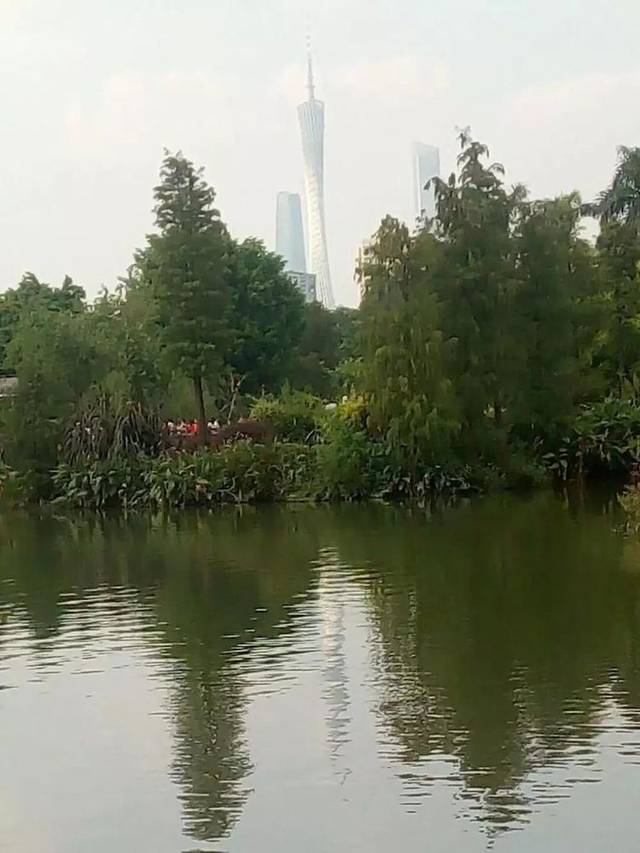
[1,492,640,851]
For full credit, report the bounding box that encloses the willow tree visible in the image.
[359,216,458,475]
[139,151,229,438]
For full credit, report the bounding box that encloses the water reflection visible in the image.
[1,494,640,850]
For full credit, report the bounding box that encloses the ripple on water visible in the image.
[2,498,640,851]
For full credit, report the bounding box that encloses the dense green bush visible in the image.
[314,418,382,500]
[48,405,539,510]
[619,483,640,532]
[63,394,162,463]
[250,389,325,443]
[542,397,640,480]
[52,442,317,510]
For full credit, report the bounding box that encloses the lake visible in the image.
[1,491,640,852]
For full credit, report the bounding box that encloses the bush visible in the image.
[619,483,640,532]
[542,397,640,480]
[63,393,162,463]
[52,458,146,509]
[314,418,381,500]
[250,389,325,443]
[51,442,318,510]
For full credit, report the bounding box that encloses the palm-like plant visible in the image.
[583,146,640,225]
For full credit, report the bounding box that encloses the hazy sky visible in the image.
[1,0,639,307]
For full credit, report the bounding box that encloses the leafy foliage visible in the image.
[250,390,325,443]
[52,443,317,509]
[136,151,230,435]
[226,238,305,395]
[542,398,640,480]
[63,394,162,464]
[8,132,640,506]
[584,146,640,226]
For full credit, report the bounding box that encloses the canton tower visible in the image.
[297,47,334,308]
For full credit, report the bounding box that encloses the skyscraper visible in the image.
[275,191,306,273]
[297,49,334,308]
[413,142,441,221]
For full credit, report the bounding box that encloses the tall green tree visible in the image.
[510,194,598,434]
[596,221,640,388]
[359,217,457,473]
[137,151,230,438]
[225,238,304,398]
[291,302,342,397]
[431,132,524,433]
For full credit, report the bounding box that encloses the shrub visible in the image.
[542,397,640,480]
[314,418,381,500]
[250,389,325,443]
[63,393,162,463]
[619,483,640,532]
[51,442,318,510]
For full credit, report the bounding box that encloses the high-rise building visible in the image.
[275,191,306,273]
[413,142,440,221]
[297,49,334,309]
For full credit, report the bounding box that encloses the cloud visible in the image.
[65,71,235,166]
[509,70,640,129]
[497,69,640,199]
[335,54,449,101]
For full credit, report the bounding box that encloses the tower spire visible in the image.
[306,34,315,101]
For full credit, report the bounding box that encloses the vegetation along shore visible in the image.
[3,133,640,511]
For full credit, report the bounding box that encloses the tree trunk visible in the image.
[494,399,503,427]
[193,375,207,447]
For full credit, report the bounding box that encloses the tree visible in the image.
[0,273,86,372]
[3,307,106,477]
[90,284,167,408]
[359,217,458,474]
[225,238,304,398]
[290,302,342,398]
[596,221,640,388]
[510,194,597,434]
[584,146,640,226]
[431,132,524,434]
[137,151,230,440]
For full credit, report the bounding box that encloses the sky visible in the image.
[1,0,639,308]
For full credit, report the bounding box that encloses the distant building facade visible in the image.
[298,50,334,308]
[413,142,440,221]
[287,270,317,303]
[276,191,306,272]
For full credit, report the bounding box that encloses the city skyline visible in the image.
[0,2,637,308]
[297,49,335,309]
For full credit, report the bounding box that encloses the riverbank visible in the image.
[5,442,486,511]
[5,395,640,511]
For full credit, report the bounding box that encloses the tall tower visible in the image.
[276,191,306,273]
[413,142,441,221]
[297,47,334,308]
